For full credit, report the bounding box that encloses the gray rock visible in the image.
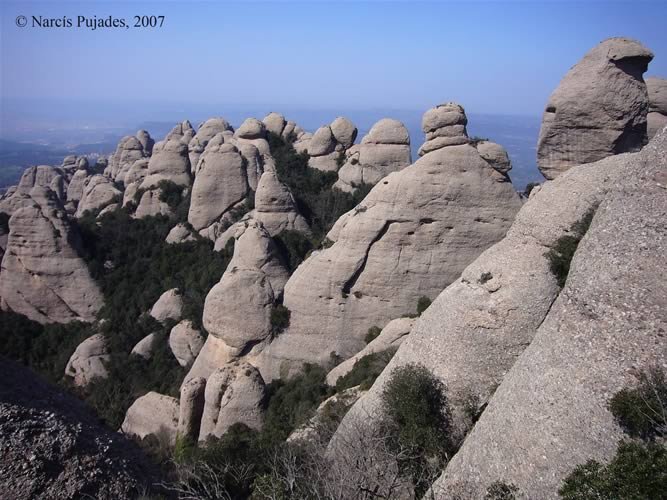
[75,175,122,218]
[418,103,469,156]
[178,377,206,442]
[165,223,196,244]
[330,117,358,149]
[253,165,310,235]
[169,320,205,367]
[262,112,287,136]
[140,122,193,189]
[149,288,183,323]
[0,187,103,323]
[130,333,158,360]
[120,392,179,445]
[253,105,522,381]
[646,77,667,139]
[475,140,512,175]
[134,186,173,218]
[433,128,667,499]
[188,118,233,172]
[236,118,266,140]
[308,125,336,156]
[65,334,110,387]
[537,37,653,179]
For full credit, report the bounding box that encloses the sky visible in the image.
[1,0,667,133]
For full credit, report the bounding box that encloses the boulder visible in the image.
[188,118,233,172]
[65,334,110,387]
[335,118,411,191]
[236,118,266,139]
[646,76,667,139]
[475,140,511,174]
[0,187,103,323]
[184,335,235,384]
[188,136,248,231]
[149,288,183,323]
[537,37,653,179]
[418,102,469,156]
[177,377,206,442]
[133,187,173,218]
[0,166,66,217]
[253,105,522,380]
[131,333,158,360]
[433,128,667,499]
[262,112,287,136]
[165,223,196,244]
[140,121,193,189]
[326,317,415,386]
[65,169,89,209]
[120,392,179,445]
[198,361,266,441]
[169,320,205,367]
[106,133,150,182]
[307,118,357,172]
[75,174,122,217]
[124,158,150,187]
[330,117,358,149]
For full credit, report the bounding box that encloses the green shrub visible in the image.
[270,305,291,335]
[545,207,596,288]
[469,136,489,146]
[364,326,382,344]
[417,296,432,315]
[262,364,332,445]
[559,440,667,500]
[273,230,314,272]
[0,211,10,233]
[380,363,454,496]
[485,481,520,499]
[609,367,667,440]
[156,180,184,209]
[336,348,397,392]
[524,182,540,197]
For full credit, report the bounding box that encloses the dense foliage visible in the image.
[335,348,397,392]
[267,132,371,263]
[545,207,596,288]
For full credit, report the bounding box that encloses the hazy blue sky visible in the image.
[2,0,667,121]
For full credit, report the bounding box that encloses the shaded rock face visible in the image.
[646,76,667,139]
[65,334,110,387]
[74,175,122,218]
[188,136,248,231]
[105,131,152,183]
[120,392,180,445]
[198,361,266,441]
[307,117,357,172]
[188,118,234,171]
[65,169,89,211]
[335,118,411,192]
[149,288,183,323]
[0,187,103,324]
[325,317,414,386]
[178,377,206,442]
[165,222,196,244]
[537,37,653,179]
[0,357,160,499]
[433,129,667,499]
[253,105,522,380]
[140,121,194,189]
[134,187,173,218]
[169,320,205,367]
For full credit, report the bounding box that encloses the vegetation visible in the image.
[270,304,291,336]
[545,207,596,288]
[559,441,667,500]
[524,181,540,197]
[417,296,432,315]
[335,348,397,392]
[380,363,454,496]
[485,481,520,500]
[267,132,372,267]
[364,325,382,344]
[608,367,667,440]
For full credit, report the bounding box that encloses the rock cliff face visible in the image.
[0,165,67,216]
[646,76,667,139]
[74,175,122,218]
[0,357,160,499]
[105,131,153,183]
[252,104,522,380]
[433,128,667,499]
[335,118,411,192]
[188,117,234,171]
[0,187,103,324]
[140,121,194,190]
[307,117,357,172]
[537,37,653,179]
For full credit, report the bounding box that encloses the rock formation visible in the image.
[65,334,110,387]
[165,222,196,244]
[326,317,415,386]
[252,104,522,380]
[130,333,157,360]
[133,187,173,218]
[187,221,289,382]
[0,165,67,217]
[120,392,180,445]
[105,131,153,183]
[307,117,357,171]
[262,112,287,136]
[0,357,160,499]
[234,117,270,156]
[149,288,183,323]
[0,187,104,323]
[335,118,411,192]
[646,76,667,139]
[140,121,194,189]
[198,361,266,441]
[169,320,205,367]
[433,127,667,499]
[177,377,206,442]
[188,118,234,172]
[74,174,122,217]
[537,37,653,179]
